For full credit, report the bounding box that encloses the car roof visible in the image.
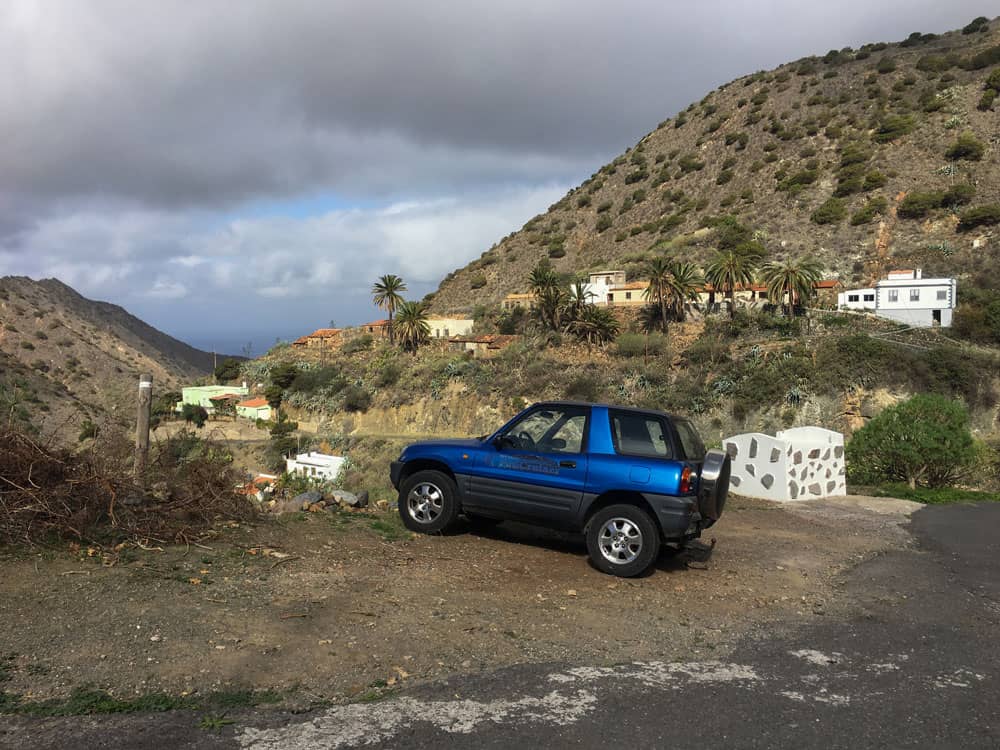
[531,400,688,423]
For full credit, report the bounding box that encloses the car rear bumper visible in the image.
[644,492,700,539]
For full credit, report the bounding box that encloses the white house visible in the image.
[581,270,627,306]
[838,269,956,327]
[286,452,347,481]
[426,316,474,339]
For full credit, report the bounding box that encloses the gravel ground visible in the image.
[0,494,917,706]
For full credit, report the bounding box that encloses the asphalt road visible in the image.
[4,502,998,749]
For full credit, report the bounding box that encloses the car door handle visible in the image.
[559,460,577,469]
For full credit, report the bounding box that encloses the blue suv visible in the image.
[390,401,730,577]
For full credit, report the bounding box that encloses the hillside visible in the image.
[430,16,1000,313]
[0,276,220,437]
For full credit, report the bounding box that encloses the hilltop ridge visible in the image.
[429,16,1000,313]
[0,275,222,436]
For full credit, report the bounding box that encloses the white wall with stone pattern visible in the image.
[723,427,846,501]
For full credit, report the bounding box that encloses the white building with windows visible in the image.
[838,269,956,327]
[581,270,627,306]
[286,452,347,481]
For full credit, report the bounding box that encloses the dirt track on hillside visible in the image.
[0,495,917,706]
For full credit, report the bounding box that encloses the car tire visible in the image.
[585,504,661,578]
[398,470,461,534]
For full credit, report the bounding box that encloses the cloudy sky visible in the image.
[0,1,994,353]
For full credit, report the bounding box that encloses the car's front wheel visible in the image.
[585,504,661,577]
[398,470,461,534]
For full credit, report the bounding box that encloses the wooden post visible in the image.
[134,374,152,478]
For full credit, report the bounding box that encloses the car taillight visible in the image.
[680,466,693,494]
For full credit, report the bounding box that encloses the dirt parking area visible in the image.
[0,495,918,706]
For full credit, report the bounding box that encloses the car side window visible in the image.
[501,406,588,454]
[610,411,674,459]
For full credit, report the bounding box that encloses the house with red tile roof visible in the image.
[236,397,272,421]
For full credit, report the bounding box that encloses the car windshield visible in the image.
[674,419,705,460]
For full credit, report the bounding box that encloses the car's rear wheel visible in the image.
[398,470,460,534]
[585,504,660,577]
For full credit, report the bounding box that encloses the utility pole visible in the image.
[134,374,152,478]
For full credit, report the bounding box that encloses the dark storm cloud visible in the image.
[1,0,994,214]
[0,1,995,344]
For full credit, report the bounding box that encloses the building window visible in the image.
[444,328,449,337]
[863,293,875,302]
[909,289,920,302]
[848,294,860,302]
[434,329,440,338]
[625,292,632,300]
[936,290,947,301]
[888,290,899,303]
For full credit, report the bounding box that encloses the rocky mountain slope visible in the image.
[0,276,219,436]
[430,16,1000,313]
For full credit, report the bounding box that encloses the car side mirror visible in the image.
[492,435,508,450]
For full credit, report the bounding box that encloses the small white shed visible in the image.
[286,452,347,481]
[723,427,846,501]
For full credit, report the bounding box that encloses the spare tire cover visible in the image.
[698,449,732,522]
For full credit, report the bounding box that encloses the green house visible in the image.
[176,385,249,413]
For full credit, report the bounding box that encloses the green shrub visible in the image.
[847,394,974,488]
[678,154,705,173]
[810,197,847,225]
[873,114,914,142]
[288,366,347,394]
[962,16,989,34]
[963,44,1000,71]
[214,358,243,382]
[850,196,888,225]
[565,375,604,402]
[876,57,897,74]
[958,204,1000,231]
[716,169,734,185]
[596,215,613,232]
[576,195,591,208]
[980,89,997,111]
[916,54,955,72]
[469,274,487,289]
[897,191,937,219]
[615,332,668,358]
[596,201,612,213]
[863,171,887,190]
[777,169,818,192]
[943,183,975,207]
[945,133,985,161]
[341,385,372,412]
[341,334,374,354]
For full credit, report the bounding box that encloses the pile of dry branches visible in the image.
[0,427,256,545]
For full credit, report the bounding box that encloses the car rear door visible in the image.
[467,404,590,525]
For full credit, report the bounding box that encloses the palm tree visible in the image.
[393,300,430,353]
[643,257,673,330]
[666,261,704,323]
[761,258,823,316]
[566,279,595,322]
[371,274,407,344]
[528,262,559,296]
[535,285,567,331]
[705,249,756,319]
[567,305,620,347]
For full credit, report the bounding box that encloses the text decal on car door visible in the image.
[488,453,559,476]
